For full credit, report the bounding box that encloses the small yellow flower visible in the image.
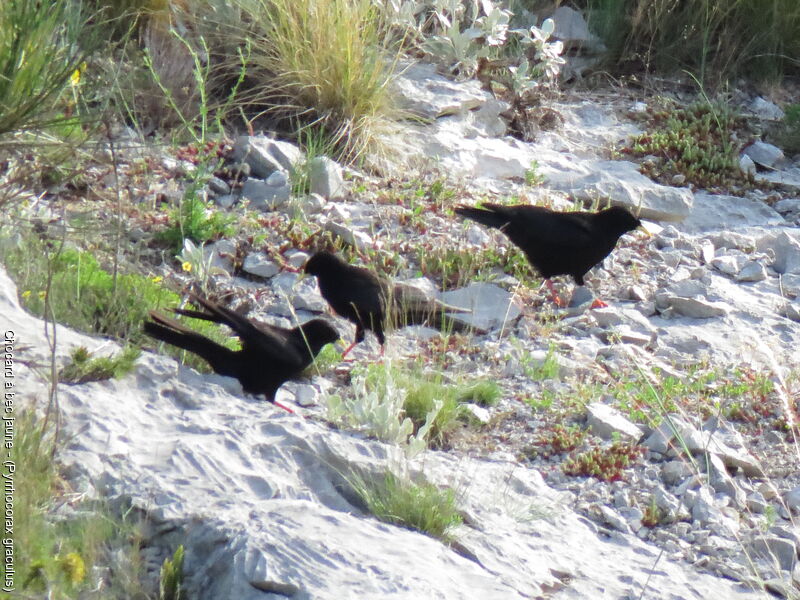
[58,552,86,585]
[70,62,87,86]
[151,276,163,284]
[21,290,31,299]
[37,291,46,300]
[181,261,192,273]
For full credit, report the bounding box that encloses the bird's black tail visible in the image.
[144,312,236,376]
[454,205,510,230]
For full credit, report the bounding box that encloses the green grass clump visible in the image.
[159,545,185,600]
[350,472,462,542]
[157,194,235,253]
[415,243,531,290]
[9,411,147,598]
[624,101,750,190]
[585,0,800,84]
[230,0,400,162]
[457,380,501,407]
[776,103,800,155]
[60,346,141,384]
[0,1,91,135]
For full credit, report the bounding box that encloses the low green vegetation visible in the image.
[776,103,800,155]
[349,471,462,542]
[585,0,800,84]
[327,362,500,451]
[59,345,140,384]
[641,497,665,528]
[159,545,185,600]
[562,440,644,482]
[526,424,588,459]
[2,231,236,372]
[457,380,501,407]
[9,410,149,598]
[415,243,531,290]
[624,100,750,191]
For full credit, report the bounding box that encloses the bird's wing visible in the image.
[342,269,389,321]
[188,295,303,364]
[500,206,596,251]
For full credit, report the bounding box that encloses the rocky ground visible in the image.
[7,62,800,599]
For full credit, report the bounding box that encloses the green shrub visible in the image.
[624,100,750,191]
[60,346,141,384]
[350,471,462,542]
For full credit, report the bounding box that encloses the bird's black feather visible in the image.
[144,294,339,403]
[455,204,641,286]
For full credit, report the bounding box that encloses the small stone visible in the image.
[747,536,797,572]
[598,505,631,533]
[665,296,730,319]
[784,485,800,513]
[233,135,304,178]
[285,250,310,270]
[241,178,290,211]
[242,253,280,279]
[324,221,374,250]
[749,97,785,121]
[739,154,756,177]
[744,141,785,169]
[661,460,693,487]
[207,176,231,196]
[308,156,346,200]
[463,403,491,424]
[215,194,236,209]
[711,254,745,276]
[772,232,800,274]
[295,193,327,214]
[746,491,768,514]
[735,260,767,282]
[782,301,800,322]
[586,402,643,442]
[654,487,682,521]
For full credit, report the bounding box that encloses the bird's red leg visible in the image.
[544,279,566,307]
[272,399,296,414]
[340,340,358,360]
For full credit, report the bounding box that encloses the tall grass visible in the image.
[230,0,401,162]
[0,1,93,135]
[584,0,800,84]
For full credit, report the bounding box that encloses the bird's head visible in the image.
[303,251,343,277]
[602,206,642,235]
[298,318,340,352]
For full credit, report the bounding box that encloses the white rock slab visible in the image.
[440,282,522,331]
[391,61,494,120]
[0,266,774,600]
[680,192,784,233]
[540,158,694,221]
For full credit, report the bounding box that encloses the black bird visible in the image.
[304,251,472,357]
[455,204,642,306]
[143,294,340,412]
